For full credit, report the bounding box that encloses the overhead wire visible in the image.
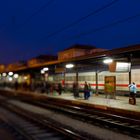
[18,0,55,29]
[0,0,55,57]
[0,0,55,32]
[41,0,119,40]
[64,13,140,41]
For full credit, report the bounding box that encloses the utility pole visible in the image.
[128,54,132,84]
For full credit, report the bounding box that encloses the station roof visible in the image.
[63,44,96,51]
[4,44,140,72]
[25,44,140,69]
[56,44,140,63]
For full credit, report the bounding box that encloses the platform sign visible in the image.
[109,62,131,72]
[116,62,131,72]
[104,76,116,99]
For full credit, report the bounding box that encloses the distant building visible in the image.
[0,64,5,73]
[6,61,26,72]
[58,44,106,60]
[28,55,57,67]
[89,48,106,54]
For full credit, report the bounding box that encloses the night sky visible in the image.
[0,0,140,64]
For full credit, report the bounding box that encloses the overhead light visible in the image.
[103,58,113,64]
[2,73,6,77]
[65,64,74,68]
[41,70,45,74]
[41,67,49,74]
[43,67,49,71]
[14,74,19,79]
[8,72,13,76]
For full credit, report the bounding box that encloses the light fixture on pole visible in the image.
[14,74,19,79]
[41,67,49,74]
[8,72,14,76]
[103,58,113,64]
[65,64,74,68]
[41,70,45,74]
[43,67,49,71]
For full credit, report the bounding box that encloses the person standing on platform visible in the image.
[58,83,62,95]
[128,82,137,105]
[73,82,79,98]
[84,81,89,100]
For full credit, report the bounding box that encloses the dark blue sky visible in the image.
[0,0,140,64]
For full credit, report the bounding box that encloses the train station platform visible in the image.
[46,92,140,112]
[0,88,140,118]
[43,92,140,119]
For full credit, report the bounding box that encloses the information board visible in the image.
[104,76,116,99]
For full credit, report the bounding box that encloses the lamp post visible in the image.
[128,54,132,85]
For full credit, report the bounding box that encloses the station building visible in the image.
[0,44,140,97]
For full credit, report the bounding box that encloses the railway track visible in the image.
[0,98,87,140]
[0,117,32,140]
[0,94,140,139]
[19,98,140,139]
